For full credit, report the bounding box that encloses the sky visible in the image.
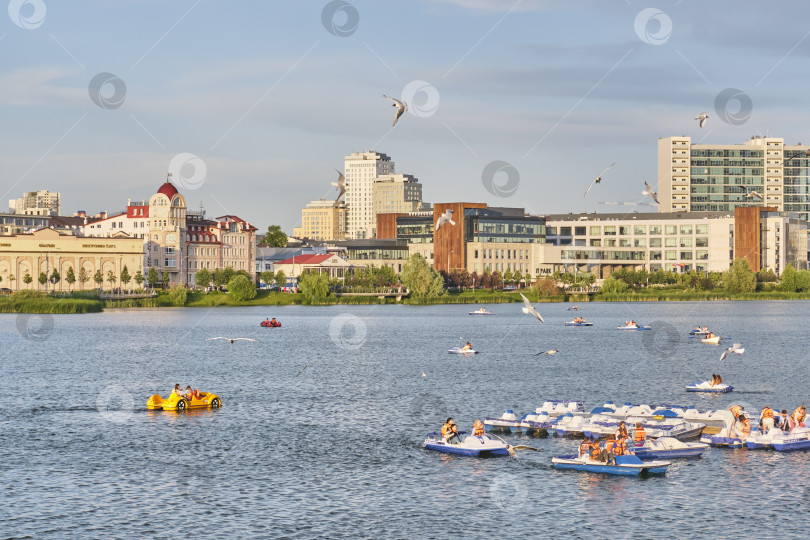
[2,0,810,233]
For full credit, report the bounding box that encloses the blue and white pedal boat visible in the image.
[772,427,810,452]
[519,411,554,435]
[534,400,586,418]
[423,432,510,457]
[564,321,593,326]
[484,410,521,433]
[551,454,671,476]
[616,325,651,330]
[686,380,733,393]
[700,434,746,448]
[631,437,709,460]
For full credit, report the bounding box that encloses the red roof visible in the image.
[275,254,335,265]
[157,181,179,199]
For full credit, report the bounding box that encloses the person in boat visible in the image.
[614,420,629,442]
[710,374,717,386]
[694,325,703,333]
[725,405,745,437]
[790,406,806,430]
[184,385,200,401]
[461,341,472,351]
[779,409,791,432]
[633,422,646,446]
[589,437,603,461]
[442,417,460,443]
[473,419,484,437]
[716,374,723,385]
[703,326,709,333]
[270,317,278,325]
[734,415,752,440]
[760,406,775,433]
[265,318,270,325]
[171,384,183,396]
[579,438,591,457]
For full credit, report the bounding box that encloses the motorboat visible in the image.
[616,324,651,330]
[551,453,671,476]
[484,410,522,433]
[468,308,494,316]
[423,432,509,457]
[448,347,477,355]
[686,380,733,393]
[631,437,709,460]
[701,335,721,344]
[564,320,593,326]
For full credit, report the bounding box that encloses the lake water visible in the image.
[2,301,809,539]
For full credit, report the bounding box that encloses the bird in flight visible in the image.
[435,209,455,230]
[421,371,427,378]
[519,293,544,323]
[745,188,763,200]
[642,181,660,204]
[720,343,744,361]
[584,163,615,197]
[331,170,346,202]
[535,349,559,356]
[695,112,709,128]
[383,95,407,126]
[206,337,259,344]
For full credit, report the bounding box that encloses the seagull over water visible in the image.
[695,112,710,128]
[642,181,660,204]
[206,337,259,344]
[584,163,615,197]
[383,95,407,126]
[720,343,744,361]
[331,170,346,202]
[519,293,544,323]
[435,209,455,230]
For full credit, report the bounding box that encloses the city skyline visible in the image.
[3,1,810,233]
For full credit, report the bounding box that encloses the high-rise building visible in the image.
[344,151,394,239]
[371,174,423,237]
[9,190,61,216]
[657,136,810,221]
[292,199,346,241]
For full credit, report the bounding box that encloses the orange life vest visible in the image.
[614,439,626,456]
[761,407,774,419]
[590,442,601,460]
[634,428,646,444]
[740,421,751,436]
[441,424,450,437]
[473,424,484,437]
[793,408,806,423]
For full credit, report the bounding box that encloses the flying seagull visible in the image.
[519,293,544,323]
[535,349,559,356]
[206,337,259,344]
[421,371,427,378]
[331,170,346,202]
[488,433,542,457]
[720,343,745,361]
[383,95,407,126]
[295,364,308,378]
[584,163,615,197]
[695,112,709,128]
[745,188,763,200]
[642,181,660,204]
[435,209,455,230]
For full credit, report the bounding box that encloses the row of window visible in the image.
[548,224,710,236]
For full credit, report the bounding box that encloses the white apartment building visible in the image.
[344,151,394,239]
[9,190,61,216]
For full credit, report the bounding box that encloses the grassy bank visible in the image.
[0,292,103,313]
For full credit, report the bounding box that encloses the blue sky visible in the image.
[2,0,810,232]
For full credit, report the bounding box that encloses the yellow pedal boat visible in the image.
[147,392,221,411]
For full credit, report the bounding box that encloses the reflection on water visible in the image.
[1,302,810,538]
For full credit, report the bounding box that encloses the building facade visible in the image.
[371,174,423,237]
[292,199,346,241]
[344,151,395,239]
[9,190,61,216]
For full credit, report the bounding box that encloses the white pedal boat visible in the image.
[552,454,670,476]
[616,324,651,330]
[423,432,509,457]
[448,347,477,355]
[701,336,721,344]
[533,400,586,418]
[484,409,521,432]
[746,427,810,451]
[631,437,709,460]
[519,411,554,435]
[468,308,494,316]
[686,380,733,393]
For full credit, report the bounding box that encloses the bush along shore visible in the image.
[0,291,103,313]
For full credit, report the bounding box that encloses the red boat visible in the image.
[260,320,281,327]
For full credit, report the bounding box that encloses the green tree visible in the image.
[134,270,144,288]
[147,268,159,288]
[196,268,212,289]
[222,266,235,285]
[373,266,397,287]
[78,267,89,290]
[168,283,188,306]
[503,268,514,286]
[23,273,33,288]
[274,270,286,290]
[795,270,810,292]
[722,258,757,294]
[481,268,491,289]
[106,269,117,292]
[600,275,629,294]
[227,275,256,302]
[212,268,227,288]
[93,269,103,289]
[161,270,169,289]
[262,225,288,247]
[779,263,797,292]
[400,254,445,299]
[260,270,275,288]
[298,272,329,304]
[38,272,47,290]
[120,265,131,290]
[490,270,503,290]
[49,268,60,290]
[65,267,76,291]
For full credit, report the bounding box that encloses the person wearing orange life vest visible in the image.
[734,415,752,440]
[725,405,745,437]
[442,417,460,443]
[760,406,775,433]
[614,421,629,442]
[473,419,484,437]
[790,406,806,430]
[634,422,646,446]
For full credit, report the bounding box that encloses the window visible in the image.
[590,239,602,247]
[589,226,601,235]
[634,225,646,235]
[650,225,661,235]
[474,250,479,258]
[560,227,572,236]
[680,237,693,248]
[696,237,708,248]
[604,226,616,236]
[619,238,631,247]
[634,238,646,248]
[696,250,709,260]
[665,250,677,260]
[680,251,693,260]
[547,227,557,235]
[604,239,616,247]
[619,226,630,235]
[696,224,708,234]
[665,225,677,235]
[650,251,662,261]
[665,237,677,247]
[680,225,693,235]
[649,238,662,248]
[575,226,586,236]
